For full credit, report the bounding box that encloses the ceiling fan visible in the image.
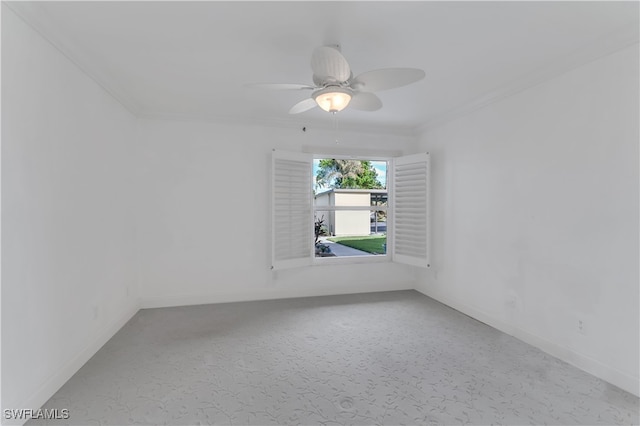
[248,45,425,115]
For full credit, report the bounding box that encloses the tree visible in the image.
[316,159,383,190]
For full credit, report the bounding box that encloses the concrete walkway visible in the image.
[318,237,372,257]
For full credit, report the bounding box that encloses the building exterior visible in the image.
[315,189,387,236]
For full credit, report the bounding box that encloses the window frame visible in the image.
[271,149,430,270]
[312,155,391,265]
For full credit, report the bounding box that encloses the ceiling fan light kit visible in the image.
[249,45,425,115]
[313,86,353,112]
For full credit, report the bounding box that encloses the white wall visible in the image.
[136,119,418,308]
[416,45,639,396]
[1,6,139,420]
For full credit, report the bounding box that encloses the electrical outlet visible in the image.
[577,319,585,334]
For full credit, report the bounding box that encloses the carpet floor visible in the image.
[30,290,639,425]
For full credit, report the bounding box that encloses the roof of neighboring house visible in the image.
[315,188,388,197]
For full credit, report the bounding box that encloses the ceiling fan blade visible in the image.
[311,46,351,83]
[289,98,318,114]
[349,92,383,111]
[245,83,315,90]
[352,68,425,92]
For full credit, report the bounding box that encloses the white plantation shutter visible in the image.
[392,153,430,268]
[271,150,313,270]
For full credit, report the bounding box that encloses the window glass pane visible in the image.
[313,158,388,259]
[315,211,387,258]
[313,159,387,191]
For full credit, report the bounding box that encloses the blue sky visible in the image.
[313,159,387,189]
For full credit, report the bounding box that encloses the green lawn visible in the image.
[328,235,386,254]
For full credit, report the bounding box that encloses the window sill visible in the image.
[313,254,390,266]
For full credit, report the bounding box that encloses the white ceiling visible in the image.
[7,1,639,134]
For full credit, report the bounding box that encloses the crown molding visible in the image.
[4,1,142,116]
[413,22,640,135]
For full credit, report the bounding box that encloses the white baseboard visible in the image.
[140,282,415,309]
[414,285,640,397]
[3,301,140,426]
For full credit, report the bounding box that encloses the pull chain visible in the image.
[332,112,339,144]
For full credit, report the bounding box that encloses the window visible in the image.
[271,150,430,270]
[313,159,388,259]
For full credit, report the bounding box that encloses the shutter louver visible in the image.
[392,153,430,268]
[272,151,313,270]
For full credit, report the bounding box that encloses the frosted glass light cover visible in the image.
[313,88,352,112]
